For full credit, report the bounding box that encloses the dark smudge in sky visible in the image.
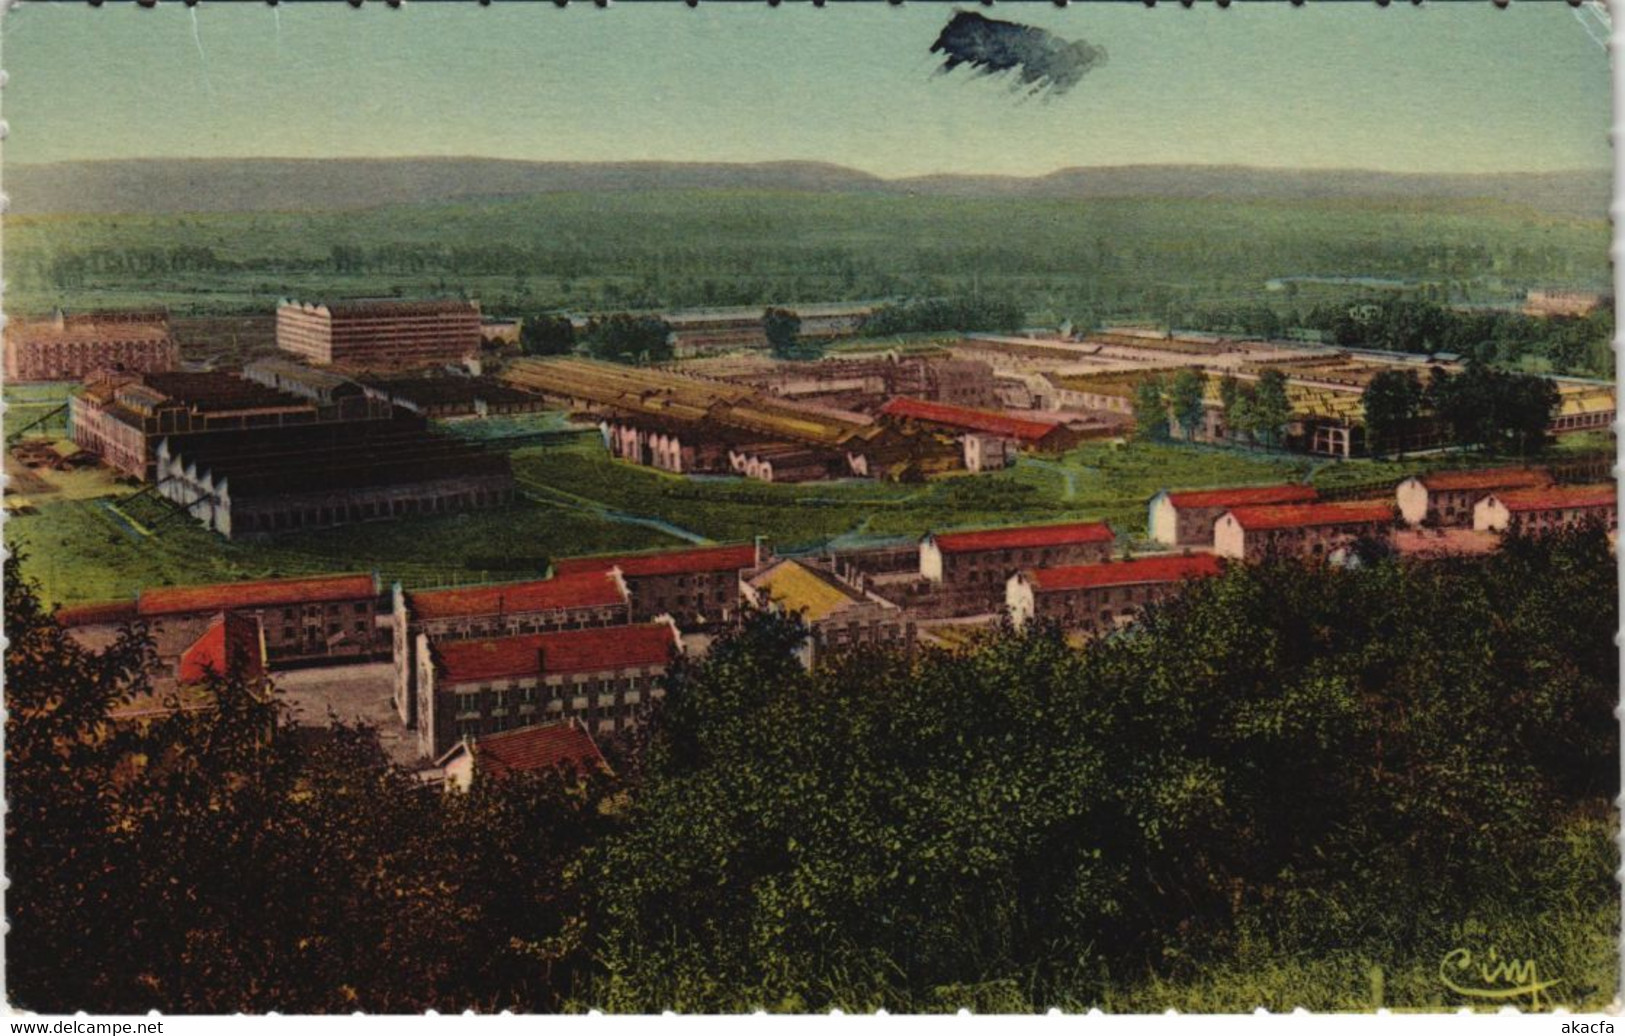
[929,11,1107,99]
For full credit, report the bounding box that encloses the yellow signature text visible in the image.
[1438,946,1560,1007]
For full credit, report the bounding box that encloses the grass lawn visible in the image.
[7,489,678,609]
[16,414,1593,609]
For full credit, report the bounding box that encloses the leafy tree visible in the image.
[519,313,578,357]
[1132,375,1170,442]
[592,531,1617,1011]
[5,554,616,1013]
[1361,368,1423,458]
[582,313,674,365]
[764,307,816,361]
[1168,369,1207,441]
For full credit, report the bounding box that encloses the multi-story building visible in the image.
[1213,501,1395,561]
[1473,485,1617,535]
[4,309,177,383]
[744,558,916,668]
[414,621,680,759]
[1148,485,1320,547]
[57,572,382,669]
[1007,553,1225,633]
[391,570,633,727]
[70,369,392,478]
[277,298,483,370]
[1396,467,1553,527]
[552,543,761,626]
[921,521,1116,590]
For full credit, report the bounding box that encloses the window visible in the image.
[354,603,368,614]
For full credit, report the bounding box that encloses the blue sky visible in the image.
[1,1,1611,177]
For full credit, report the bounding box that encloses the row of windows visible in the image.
[236,489,510,532]
[278,620,370,641]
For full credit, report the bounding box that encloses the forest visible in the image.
[6,191,1609,370]
[7,526,1616,1013]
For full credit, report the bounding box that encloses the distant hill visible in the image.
[4,156,1610,219]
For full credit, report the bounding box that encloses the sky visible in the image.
[0,1,1612,178]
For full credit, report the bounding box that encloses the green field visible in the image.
[7,191,1608,326]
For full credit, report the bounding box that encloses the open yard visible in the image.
[12,392,1599,612]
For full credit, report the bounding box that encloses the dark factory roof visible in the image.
[136,372,312,414]
[158,418,510,498]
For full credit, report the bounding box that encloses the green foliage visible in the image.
[764,307,820,361]
[1168,369,1207,442]
[519,313,577,357]
[1427,363,1561,456]
[1132,375,1169,442]
[1249,369,1292,447]
[5,553,619,1012]
[581,313,673,364]
[591,531,1617,1011]
[860,296,1025,337]
[1302,296,1614,377]
[1360,368,1424,458]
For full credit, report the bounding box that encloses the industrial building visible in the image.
[4,309,177,383]
[1395,468,1553,527]
[507,358,960,481]
[414,621,680,759]
[276,298,483,369]
[153,416,514,539]
[1213,501,1395,561]
[1472,485,1617,535]
[391,570,633,727]
[1006,553,1225,633]
[1148,485,1320,547]
[553,543,760,626]
[358,374,550,418]
[56,572,383,669]
[70,369,392,478]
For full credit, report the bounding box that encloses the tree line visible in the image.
[1361,363,1560,458]
[8,527,1615,1012]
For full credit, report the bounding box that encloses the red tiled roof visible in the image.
[56,600,139,627]
[178,613,266,685]
[1417,467,1552,492]
[138,573,375,617]
[434,622,677,684]
[1027,553,1224,591]
[1226,502,1395,531]
[553,543,758,579]
[880,396,1063,443]
[408,570,627,621]
[931,521,1115,554]
[1164,485,1318,509]
[1489,485,1616,513]
[469,721,608,780]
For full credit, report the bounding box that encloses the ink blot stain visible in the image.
[929,10,1107,99]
